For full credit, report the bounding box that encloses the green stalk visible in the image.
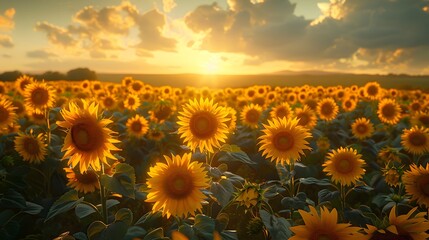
[99,163,108,223]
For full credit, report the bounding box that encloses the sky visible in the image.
[0,0,429,75]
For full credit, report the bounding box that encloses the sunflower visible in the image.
[259,117,312,165]
[351,118,374,140]
[124,94,141,111]
[403,164,429,207]
[270,102,292,119]
[377,98,401,125]
[411,111,429,128]
[401,126,429,155]
[290,206,364,240]
[0,98,17,130]
[100,94,117,110]
[128,80,144,94]
[23,81,56,114]
[15,75,34,95]
[342,98,357,112]
[177,98,229,153]
[317,98,339,121]
[14,131,47,164]
[294,105,317,129]
[57,100,120,173]
[224,107,237,132]
[323,147,365,186]
[316,137,330,152]
[64,168,100,194]
[241,104,263,129]
[145,153,210,218]
[147,128,165,141]
[364,81,382,100]
[0,81,6,95]
[382,167,401,187]
[150,100,176,123]
[126,114,149,138]
[236,182,261,208]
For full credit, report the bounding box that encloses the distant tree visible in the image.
[37,71,67,81]
[66,68,97,81]
[0,71,23,82]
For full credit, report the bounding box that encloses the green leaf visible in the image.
[260,210,292,240]
[135,211,162,227]
[75,203,98,219]
[87,221,107,240]
[218,144,255,165]
[115,208,133,226]
[194,214,215,240]
[23,201,43,215]
[45,190,84,222]
[210,179,234,207]
[353,185,374,193]
[123,226,146,240]
[216,213,229,232]
[318,189,339,204]
[0,220,20,239]
[178,223,197,240]
[299,177,332,186]
[143,228,167,240]
[100,163,135,199]
[106,199,120,209]
[0,189,26,209]
[98,222,128,240]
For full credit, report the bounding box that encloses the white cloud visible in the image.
[163,0,177,13]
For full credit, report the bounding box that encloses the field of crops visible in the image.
[1,75,429,240]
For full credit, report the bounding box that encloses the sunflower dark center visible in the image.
[418,115,429,127]
[20,80,30,90]
[75,170,98,184]
[154,106,172,120]
[132,83,142,91]
[0,85,5,94]
[370,231,412,240]
[31,87,49,105]
[311,233,338,240]
[93,84,101,91]
[411,103,421,111]
[23,137,40,155]
[275,107,289,118]
[245,109,260,124]
[321,103,334,116]
[71,121,104,151]
[103,97,114,107]
[164,169,193,199]
[247,90,255,98]
[334,155,354,174]
[273,131,294,151]
[367,85,378,96]
[418,174,429,196]
[409,132,426,146]
[298,113,309,126]
[190,112,218,139]
[356,124,368,134]
[128,97,136,106]
[0,106,9,123]
[131,121,143,133]
[381,104,396,119]
[345,101,352,108]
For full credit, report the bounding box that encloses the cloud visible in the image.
[0,34,13,48]
[184,0,429,72]
[27,49,58,59]
[0,8,15,30]
[163,0,177,13]
[35,2,176,58]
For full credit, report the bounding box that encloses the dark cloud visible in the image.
[27,49,58,59]
[185,0,429,71]
[0,34,14,48]
[35,2,176,58]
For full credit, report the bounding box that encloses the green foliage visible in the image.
[100,163,136,199]
[45,190,83,222]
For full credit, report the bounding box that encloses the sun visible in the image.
[201,55,221,74]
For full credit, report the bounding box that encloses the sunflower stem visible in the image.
[340,184,346,219]
[45,109,51,146]
[99,163,108,224]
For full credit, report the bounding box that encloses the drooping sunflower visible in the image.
[235,182,261,208]
[323,147,365,186]
[377,98,401,125]
[241,104,263,129]
[23,81,56,114]
[382,166,401,187]
[126,114,149,138]
[290,206,364,240]
[351,118,374,140]
[270,102,292,119]
[177,98,229,153]
[15,75,34,95]
[366,206,429,240]
[124,94,141,111]
[259,117,312,165]
[364,81,382,100]
[57,100,120,173]
[317,98,339,121]
[64,168,100,194]
[294,105,317,129]
[146,153,210,218]
[0,98,17,130]
[14,131,47,164]
[403,164,429,207]
[401,126,429,155]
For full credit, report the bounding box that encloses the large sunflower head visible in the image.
[323,147,365,186]
[290,206,364,240]
[270,102,292,119]
[401,126,429,155]
[64,168,100,194]
[14,131,47,164]
[351,118,374,140]
[177,98,229,153]
[403,164,429,207]
[241,104,263,129]
[23,81,56,114]
[0,97,17,131]
[317,98,339,121]
[124,94,141,111]
[15,75,34,96]
[294,105,317,129]
[259,117,312,165]
[126,114,149,138]
[377,98,402,125]
[145,153,210,218]
[57,100,120,173]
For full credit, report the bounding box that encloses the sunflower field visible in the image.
[1,76,429,240]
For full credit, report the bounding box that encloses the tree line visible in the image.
[0,68,97,81]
